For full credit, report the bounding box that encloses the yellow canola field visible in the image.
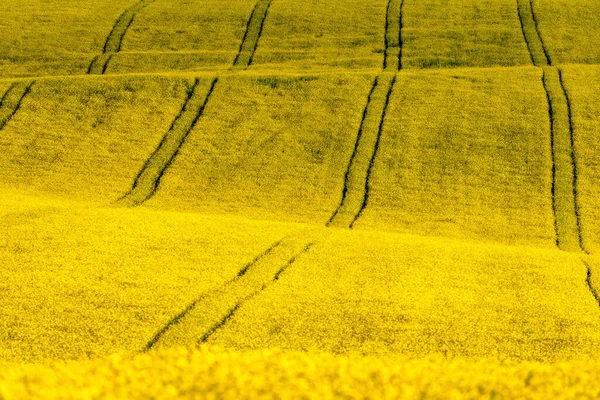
[355,67,555,248]
[2,346,600,399]
[0,193,302,362]
[0,0,138,77]
[0,75,203,204]
[109,0,256,74]
[535,0,600,65]
[147,73,375,224]
[249,0,386,71]
[402,0,531,69]
[209,228,600,362]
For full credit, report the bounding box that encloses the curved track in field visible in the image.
[233,0,273,68]
[328,0,403,228]
[0,81,35,131]
[88,0,156,74]
[517,0,584,252]
[117,78,218,206]
[145,229,323,350]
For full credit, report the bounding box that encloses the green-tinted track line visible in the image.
[117,77,218,207]
[145,229,324,351]
[542,67,583,252]
[232,0,272,68]
[88,0,156,74]
[327,73,396,228]
[516,0,551,66]
[384,0,404,70]
[0,81,35,131]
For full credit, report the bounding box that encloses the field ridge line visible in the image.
[0,81,35,131]
[145,230,322,350]
[542,67,581,252]
[516,0,550,66]
[88,0,156,74]
[232,0,272,68]
[116,77,218,207]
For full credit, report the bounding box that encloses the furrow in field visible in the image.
[384,0,404,70]
[145,229,324,351]
[88,0,156,74]
[328,0,403,228]
[0,81,35,131]
[117,77,218,207]
[516,0,550,66]
[232,0,272,68]
[542,67,583,252]
[327,73,396,228]
[585,265,600,310]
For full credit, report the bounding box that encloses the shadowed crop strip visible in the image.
[88,0,156,74]
[117,77,218,207]
[0,81,35,131]
[516,0,550,66]
[232,0,272,68]
[350,75,396,228]
[144,239,283,351]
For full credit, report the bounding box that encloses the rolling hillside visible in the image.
[1,0,600,398]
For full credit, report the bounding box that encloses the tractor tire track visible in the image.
[0,81,35,131]
[88,0,156,74]
[232,0,272,68]
[542,67,583,252]
[328,73,396,228]
[516,0,550,66]
[384,0,404,70]
[117,77,218,207]
[558,68,586,253]
[328,0,403,228]
[517,0,584,251]
[145,229,324,351]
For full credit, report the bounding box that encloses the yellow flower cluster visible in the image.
[2,346,600,399]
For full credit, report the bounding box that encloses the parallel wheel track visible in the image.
[232,0,273,68]
[328,0,403,228]
[145,230,323,350]
[117,78,218,206]
[88,0,156,74]
[517,0,584,252]
[0,81,35,131]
